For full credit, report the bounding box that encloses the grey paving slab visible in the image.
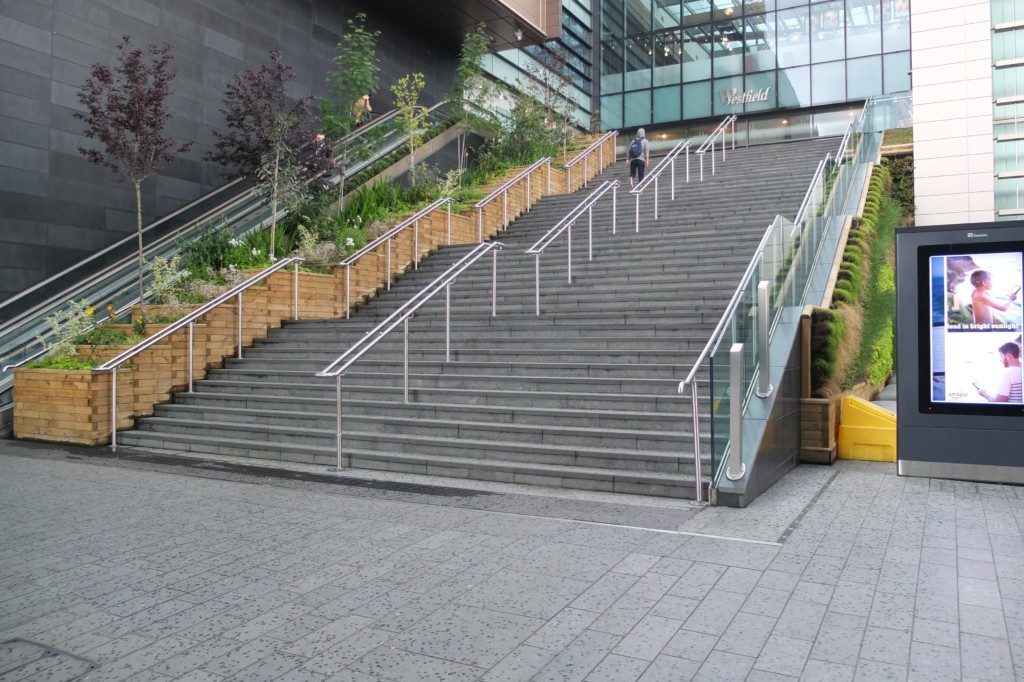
[7,446,1024,680]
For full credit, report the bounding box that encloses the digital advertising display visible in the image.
[925,247,1023,411]
[897,222,1024,485]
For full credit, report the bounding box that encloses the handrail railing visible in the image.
[526,180,620,315]
[628,139,691,232]
[474,157,553,240]
[564,130,618,192]
[94,257,305,449]
[339,197,455,318]
[695,114,737,181]
[676,98,891,503]
[317,241,504,469]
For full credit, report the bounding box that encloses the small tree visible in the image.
[258,113,310,256]
[449,23,496,185]
[75,35,193,315]
[208,50,316,255]
[523,45,578,158]
[322,13,381,211]
[391,72,429,184]
[207,49,316,179]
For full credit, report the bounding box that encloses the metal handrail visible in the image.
[317,241,504,469]
[564,130,618,191]
[474,157,553,240]
[628,138,691,232]
[95,257,305,448]
[835,100,869,162]
[526,180,620,315]
[338,198,455,318]
[695,114,737,180]
[793,158,830,229]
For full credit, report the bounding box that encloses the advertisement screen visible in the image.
[924,246,1023,411]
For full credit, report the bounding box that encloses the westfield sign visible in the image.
[719,87,771,106]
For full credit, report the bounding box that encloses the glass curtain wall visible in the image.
[487,0,596,129]
[600,0,910,131]
[993,0,1024,218]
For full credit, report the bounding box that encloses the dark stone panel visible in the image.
[107,10,170,47]
[50,80,86,113]
[50,128,91,158]
[53,11,109,50]
[0,41,52,79]
[205,9,246,42]
[204,27,246,61]
[51,34,107,72]
[154,174,201,202]
[0,167,48,197]
[0,65,50,101]
[59,0,110,27]
[0,217,48,246]
[161,0,204,24]
[0,15,52,52]
[48,176,112,208]
[0,266,45,303]
[110,0,161,27]
[50,57,93,89]
[0,140,49,173]
[0,0,53,30]
[0,115,49,149]
[48,222,119,251]
[0,242,48,271]
[3,91,51,125]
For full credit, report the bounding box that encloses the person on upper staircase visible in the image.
[353,94,373,126]
[626,128,650,190]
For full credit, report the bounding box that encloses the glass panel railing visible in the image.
[0,102,455,410]
[680,93,912,495]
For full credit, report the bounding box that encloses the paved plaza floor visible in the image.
[1,439,1023,681]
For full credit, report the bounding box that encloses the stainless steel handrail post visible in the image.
[567,223,573,284]
[612,185,618,235]
[567,167,572,194]
[335,374,343,469]
[478,207,483,241]
[584,155,589,187]
[414,220,419,269]
[491,248,498,316]
[403,318,410,403]
[534,253,541,316]
[446,203,451,245]
[671,157,676,201]
[345,265,351,320]
[756,280,772,398]
[727,343,746,481]
[187,321,194,392]
[679,378,704,504]
[236,293,243,359]
[547,161,551,193]
[527,174,532,212]
[386,239,392,290]
[503,192,508,229]
[110,367,117,450]
[699,152,704,182]
[654,177,659,220]
[293,261,299,320]
[634,193,640,232]
[588,206,593,262]
[445,284,451,361]
[686,147,690,183]
[712,144,717,175]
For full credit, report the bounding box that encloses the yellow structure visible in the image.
[837,396,896,462]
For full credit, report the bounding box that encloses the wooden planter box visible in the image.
[13,366,135,446]
[800,383,881,464]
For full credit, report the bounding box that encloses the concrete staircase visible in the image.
[118,137,837,498]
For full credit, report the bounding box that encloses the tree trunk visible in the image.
[135,181,146,318]
[334,146,348,217]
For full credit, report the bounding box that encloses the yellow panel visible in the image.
[837,396,897,462]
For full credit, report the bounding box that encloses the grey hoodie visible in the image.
[633,128,649,160]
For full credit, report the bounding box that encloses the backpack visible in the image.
[628,137,643,159]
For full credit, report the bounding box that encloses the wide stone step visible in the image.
[116,430,705,498]
[238,347,696,366]
[190,383,695,413]
[133,417,696,471]
[151,404,695,448]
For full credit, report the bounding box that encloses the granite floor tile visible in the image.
[636,653,700,681]
[714,611,775,658]
[347,644,484,682]
[692,650,755,681]
[583,653,648,682]
[860,625,911,666]
[754,634,812,677]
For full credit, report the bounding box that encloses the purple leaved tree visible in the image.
[207,49,317,256]
[75,35,193,316]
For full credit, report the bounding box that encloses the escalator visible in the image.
[0,101,456,428]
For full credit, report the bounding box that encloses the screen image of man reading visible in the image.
[976,341,1023,403]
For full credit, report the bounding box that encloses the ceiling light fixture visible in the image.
[514,28,523,41]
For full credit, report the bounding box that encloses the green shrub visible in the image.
[25,356,98,370]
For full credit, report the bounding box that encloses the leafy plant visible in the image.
[75,35,193,317]
[74,326,134,346]
[391,72,429,183]
[322,12,381,212]
[38,300,96,358]
[25,356,98,371]
[147,255,182,305]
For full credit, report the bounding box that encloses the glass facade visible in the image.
[993,0,1024,218]
[599,0,911,130]
[485,0,596,128]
